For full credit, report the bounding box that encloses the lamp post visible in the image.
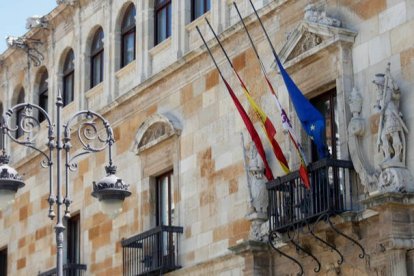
[0,92,131,276]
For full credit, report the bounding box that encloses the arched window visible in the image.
[38,70,48,122]
[91,28,104,88]
[15,88,25,139]
[121,4,136,68]
[63,50,75,106]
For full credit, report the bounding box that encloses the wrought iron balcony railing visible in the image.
[122,225,183,276]
[267,158,357,233]
[38,263,87,276]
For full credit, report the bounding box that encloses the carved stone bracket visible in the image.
[5,36,44,66]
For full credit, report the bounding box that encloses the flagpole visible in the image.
[247,0,280,63]
[196,26,275,181]
[204,18,290,174]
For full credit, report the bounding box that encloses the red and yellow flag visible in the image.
[265,77,310,189]
[234,72,290,174]
[222,78,274,181]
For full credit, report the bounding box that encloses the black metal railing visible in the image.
[122,225,183,276]
[267,158,357,233]
[38,263,87,276]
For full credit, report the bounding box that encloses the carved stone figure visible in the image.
[348,63,413,194]
[304,4,341,27]
[247,141,268,215]
[241,137,268,242]
[26,16,49,29]
[373,64,408,168]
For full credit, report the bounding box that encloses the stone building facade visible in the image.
[0,0,414,275]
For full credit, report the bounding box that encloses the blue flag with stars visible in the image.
[274,56,327,159]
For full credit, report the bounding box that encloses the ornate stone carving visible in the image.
[134,113,182,154]
[5,36,44,66]
[242,138,269,242]
[304,4,341,27]
[348,63,413,194]
[287,32,322,61]
[26,16,49,29]
[56,0,78,5]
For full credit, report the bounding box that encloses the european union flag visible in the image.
[275,56,327,159]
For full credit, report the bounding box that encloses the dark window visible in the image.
[0,247,6,276]
[15,89,25,139]
[191,0,210,21]
[38,71,48,122]
[65,214,80,268]
[154,0,171,45]
[121,4,136,68]
[311,89,339,161]
[156,171,174,226]
[63,50,75,106]
[91,28,104,88]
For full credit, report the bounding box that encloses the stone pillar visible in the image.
[386,249,407,276]
[407,249,414,276]
[228,240,270,276]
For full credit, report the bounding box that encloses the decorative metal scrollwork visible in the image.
[269,231,304,276]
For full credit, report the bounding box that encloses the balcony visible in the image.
[267,158,358,233]
[38,263,87,276]
[122,225,183,276]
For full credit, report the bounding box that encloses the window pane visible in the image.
[64,73,74,106]
[92,52,103,87]
[157,8,167,43]
[122,32,135,66]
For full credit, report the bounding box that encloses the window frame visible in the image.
[154,0,172,45]
[0,247,7,276]
[65,213,80,265]
[63,50,75,107]
[15,89,25,139]
[121,4,136,68]
[38,71,48,122]
[90,28,104,88]
[156,170,174,227]
[191,0,211,21]
[310,89,338,161]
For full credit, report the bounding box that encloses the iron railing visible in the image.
[122,225,183,276]
[267,158,357,233]
[38,263,87,276]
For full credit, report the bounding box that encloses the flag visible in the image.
[222,78,274,181]
[274,56,327,159]
[233,72,290,174]
[265,77,310,189]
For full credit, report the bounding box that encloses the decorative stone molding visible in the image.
[304,4,341,28]
[134,113,182,154]
[277,6,355,68]
[56,0,78,6]
[26,16,49,30]
[348,64,414,195]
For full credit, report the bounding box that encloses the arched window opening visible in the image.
[15,89,25,139]
[63,50,75,106]
[121,4,136,68]
[38,70,48,122]
[91,28,104,88]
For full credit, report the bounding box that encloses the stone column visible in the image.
[386,249,407,276]
[228,241,270,276]
[103,0,114,104]
[407,249,414,276]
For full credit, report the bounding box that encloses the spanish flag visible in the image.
[233,71,290,174]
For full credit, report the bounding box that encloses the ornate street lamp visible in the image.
[0,92,130,276]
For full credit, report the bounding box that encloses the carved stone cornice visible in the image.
[277,20,357,70]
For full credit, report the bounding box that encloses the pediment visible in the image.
[278,20,357,68]
[134,113,182,154]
